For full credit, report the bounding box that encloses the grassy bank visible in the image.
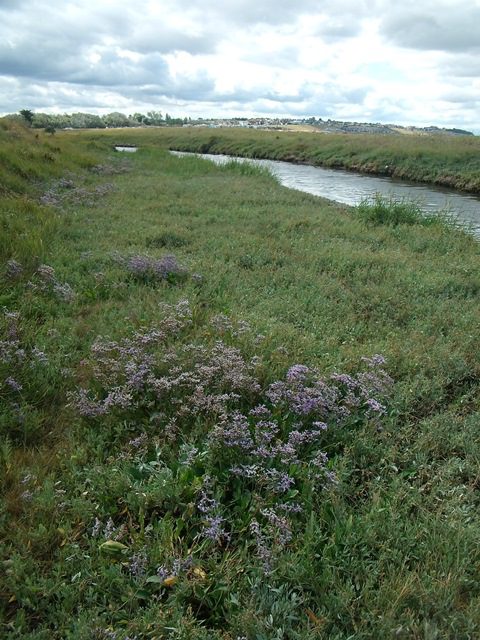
[66,125,480,195]
[1,120,480,639]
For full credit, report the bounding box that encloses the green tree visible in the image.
[146,111,164,125]
[102,112,130,128]
[19,109,34,125]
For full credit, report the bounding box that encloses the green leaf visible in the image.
[99,540,128,555]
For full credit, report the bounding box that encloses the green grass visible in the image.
[1,119,480,639]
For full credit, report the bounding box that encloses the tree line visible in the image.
[15,109,189,129]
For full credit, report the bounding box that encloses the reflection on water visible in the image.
[171,151,480,237]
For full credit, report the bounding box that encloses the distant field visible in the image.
[1,119,480,639]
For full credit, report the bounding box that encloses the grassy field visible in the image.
[67,125,480,195]
[1,120,480,639]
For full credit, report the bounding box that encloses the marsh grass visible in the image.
[355,194,441,227]
[1,119,480,639]
[90,125,480,193]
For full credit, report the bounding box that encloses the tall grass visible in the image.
[355,194,441,227]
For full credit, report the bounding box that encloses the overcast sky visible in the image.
[1,0,479,130]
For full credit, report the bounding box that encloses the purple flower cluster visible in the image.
[73,302,260,420]
[91,516,127,542]
[268,360,392,422]
[124,254,187,282]
[156,555,193,581]
[40,177,115,208]
[28,264,75,302]
[128,549,148,580]
[93,629,137,640]
[5,259,23,280]
[73,301,393,573]
[90,161,131,175]
[210,314,251,337]
[1,310,49,401]
[197,478,230,544]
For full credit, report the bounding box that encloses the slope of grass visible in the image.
[1,120,480,639]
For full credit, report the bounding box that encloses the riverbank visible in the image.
[172,150,480,236]
[1,120,480,639]
[79,125,480,195]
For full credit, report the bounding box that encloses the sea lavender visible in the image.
[128,549,148,580]
[197,480,229,544]
[250,520,273,575]
[5,259,23,279]
[202,514,229,544]
[260,507,292,545]
[124,254,187,282]
[33,264,75,302]
[5,377,22,392]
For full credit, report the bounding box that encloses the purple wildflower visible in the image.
[230,464,260,478]
[265,469,296,493]
[198,493,218,514]
[202,514,229,543]
[261,507,292,545]
[179,444,198,466]
[362,354,387,367]
[250,520,273,575]
[74,388,106,417]
[129,550,148,579]
[53,281,75,302]
[125,254,186,281]
[5,377,22,392]
[212,412,254,451]
[249,404,271,418]
[156,565,169,581]
[36,264,56,282]
[278,502,303,514]
[6,259,23,279]
[104,518,116,538]
[366,398,386,414]
[31,347,48,364]
[128,433,148,448]
[286,364,310,382]
[153,254,184,279]
[91,517,102,538]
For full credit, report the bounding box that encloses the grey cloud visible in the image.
[442,54,480,78]
[381,3,480,52]
[174,0,320,26]
[0,0,27,8]
[439,88,479,106]
[170,0,377,29]
[128,27,215,56]
[313,16,362,41]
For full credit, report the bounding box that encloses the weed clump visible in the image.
[146,231,189,248]
[355,194,441,227]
